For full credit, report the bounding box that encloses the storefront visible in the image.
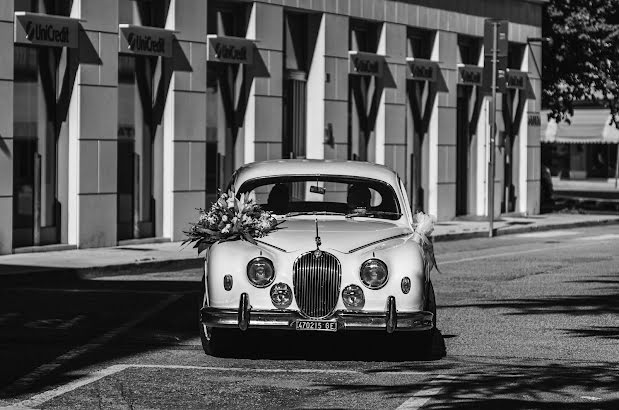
[12,5,79,248]
[541,108,619,180]
[0,0,544,254]
[117,3,175,241]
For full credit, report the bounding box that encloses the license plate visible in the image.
[295,319,337,332]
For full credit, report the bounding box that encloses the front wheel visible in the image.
[199,323,234,357]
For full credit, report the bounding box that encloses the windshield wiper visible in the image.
[345,211,402,219]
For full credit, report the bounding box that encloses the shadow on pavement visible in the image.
[319,360,619,409]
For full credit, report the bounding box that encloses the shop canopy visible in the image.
[541,108,619,144]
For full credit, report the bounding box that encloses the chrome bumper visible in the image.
[201,293,433,333]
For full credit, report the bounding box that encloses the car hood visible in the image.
[256,218,412,253]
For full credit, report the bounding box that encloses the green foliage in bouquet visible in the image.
[183,190,283,254]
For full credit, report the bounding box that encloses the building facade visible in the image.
[0,0,544,254]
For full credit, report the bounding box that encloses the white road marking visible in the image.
[13,363,434,408]
[396,376,453,410]
[513,230,579,238]
[14,364,131,409]
[581,396,602,401]
[579,234,619,241]
[440,240,607,266]
[3,294,181,395]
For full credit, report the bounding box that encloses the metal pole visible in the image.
[615,143,619,189]
[488,22,498,237]
[33,152,41,246]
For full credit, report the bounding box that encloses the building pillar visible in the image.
[68,0,119,248]
[162,0,207,241]
[519,40,542,214]
[0,3,14,253]
[429,30,457,219]
[377,23,406,173]
[246,2,283,163]
[323,14,349,160]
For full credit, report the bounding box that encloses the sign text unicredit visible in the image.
[119,25,174,58]
[14,12,79,48]
[207,35,254,65]
[348,51,385,77]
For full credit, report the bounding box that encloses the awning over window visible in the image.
[541,109,619,144]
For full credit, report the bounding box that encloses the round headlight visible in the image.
[247,257,275,287]
[342,284,365,309]
[359,259,388,289]
[270,283,292,309]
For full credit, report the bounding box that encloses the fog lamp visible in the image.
[247,257,275,287]
[401,277,411,294]
[270,283,293,309]
[342,284,365,309]
[223,274,233,291]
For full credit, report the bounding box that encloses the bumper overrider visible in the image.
[201,293,434,333]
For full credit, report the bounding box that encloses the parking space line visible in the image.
[15,365,131,409]
[13,363,434,408]
[3,294,181,396]
[396,376,453,410]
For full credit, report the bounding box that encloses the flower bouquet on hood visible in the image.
[183,190,283,254]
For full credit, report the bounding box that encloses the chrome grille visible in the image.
[293,251,341,319]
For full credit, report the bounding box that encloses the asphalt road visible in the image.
[1,225,618,409]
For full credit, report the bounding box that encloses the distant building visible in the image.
[541,107,619,180]
[0,0,544,254]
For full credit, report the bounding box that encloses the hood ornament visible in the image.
[313,217,323,258]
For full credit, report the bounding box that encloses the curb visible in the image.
[0,257,203,285]
[433,216,619,242]
[2,217,618,283]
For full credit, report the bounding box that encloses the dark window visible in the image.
[407,27,435,59]
[508,42,526,70]
[458,35,482,65]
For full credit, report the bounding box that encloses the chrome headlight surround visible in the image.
[246,257,275,288]
[359,259,388,289]
[270,282,293,309]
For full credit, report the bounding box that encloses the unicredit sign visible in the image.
[348,51,385,77]
[15,12,79,48]
[25,21,69,44]
[126,32,165,54]
[207,35,254,65]
[119,25,174,58]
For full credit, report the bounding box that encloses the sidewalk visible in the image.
[1,212,618,282]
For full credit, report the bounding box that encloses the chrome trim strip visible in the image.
[347,233,411,254]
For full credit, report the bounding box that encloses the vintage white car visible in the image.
[199,159,437,357]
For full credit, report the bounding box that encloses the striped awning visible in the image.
[541,109,619,144]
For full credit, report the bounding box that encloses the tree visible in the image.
[542,0,619,126]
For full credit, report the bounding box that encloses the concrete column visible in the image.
[162,0,207,240]
[68,0,118,248]
[377,23,406,174]
[520,38,542,214]
[0,2,14,253]
[429,30,457,220]
[323,14,349,160]
[247,2,283,163]
[306,13,326,160]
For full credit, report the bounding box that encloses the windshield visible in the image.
[237,176,401,220]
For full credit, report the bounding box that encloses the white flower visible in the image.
[227,197,235,209]
[221,215,228,222]
[221,224,232,234]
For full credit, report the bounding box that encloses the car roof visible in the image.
[233,159,400,188]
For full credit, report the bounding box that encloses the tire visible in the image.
[403,280,439,359]
[199,322,234,357]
